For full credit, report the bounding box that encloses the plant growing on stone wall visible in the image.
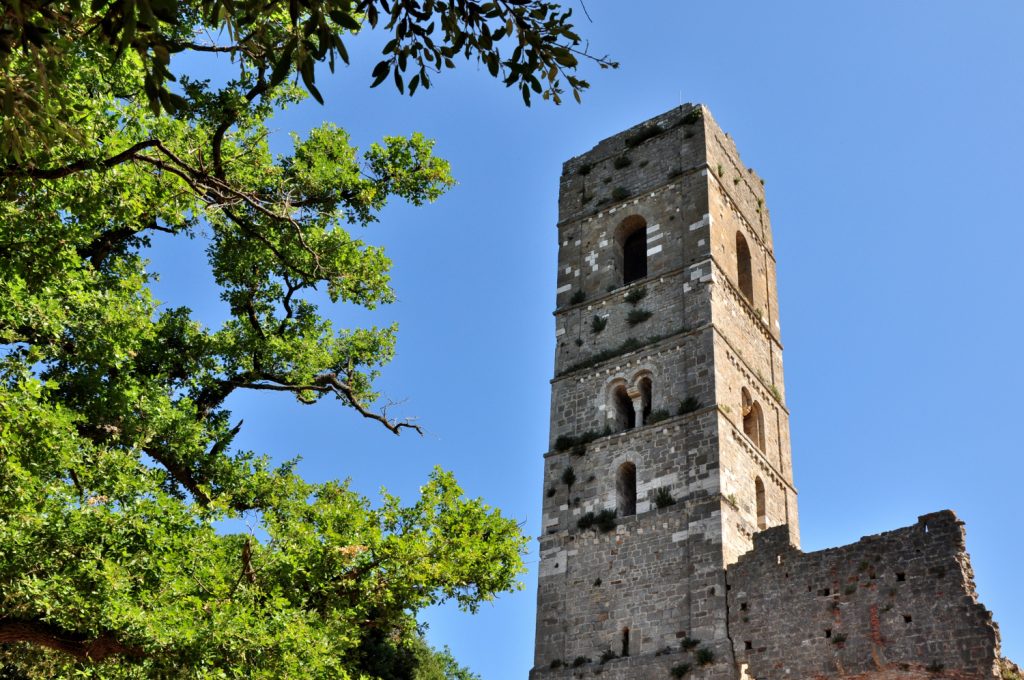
[593,578,602,587]
[578,163,593,176]
[627,309,653,326]
[832,633,847,646]
[561,466,576,487]
[554,428,610,455]
[695,647,715,666]
[678,396,702,415]
[927,661,945,674]
[670,663,692,678]
[599,649,617,664]
[733,177,741,185]
[625,124,663,148]
[652,487,676,508]
[681,108,704,126]
[572,656,590,668]
[613,156,632,169]
[770,385,783,402]
[570,289,585,304]
[549,659,564,669]
[624,286,647,305]
[546,487,556,498]
[717,164,724,177]
[646,409,670,425]
[680,637,700,651]
[591,315,608,333]
[667,167,684,179]
[612,186,630,202]
[577,509,617,533]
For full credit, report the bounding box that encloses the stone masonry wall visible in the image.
[727,512,1000,679]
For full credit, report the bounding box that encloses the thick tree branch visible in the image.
[0,618,143,662]
[0,140,161,180]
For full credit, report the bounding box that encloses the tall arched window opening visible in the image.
[736,232,754,304]
[618,216,648,285]
[755,477,767,530]
[742,388,766,452]
[617,462,637,517]
[638,376,652,425]
[612,384,636,431]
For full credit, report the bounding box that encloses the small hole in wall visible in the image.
[744,641,752,650]
[554,563,559,569]
[740,602,748,611]
[896,573,906,582]
[709,587,716,596]
[824,629,832,639]
[818,588,831,597]
[904,615,913,624]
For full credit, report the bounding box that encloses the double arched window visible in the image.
[608,373,655,431]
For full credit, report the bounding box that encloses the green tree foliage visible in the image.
[0,0,613,676]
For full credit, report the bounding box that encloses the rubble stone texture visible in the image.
[530,105,1004,679]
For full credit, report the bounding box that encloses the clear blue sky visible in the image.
[149,2,1024,676]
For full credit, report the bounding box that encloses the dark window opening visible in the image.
[621,628,630,657]
[896,572,906,582]
[622,229,647,284]
[904,615,913,624]
[755,477,767,531]
[617,462,637,517]
[740,602,748,611]
[742,388,766,452]
[736,231,754,303]
[744,640,753,650]
[613,384,636,431]
[825,629,832,639]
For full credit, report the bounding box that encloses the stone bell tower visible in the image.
[530,104,798,679]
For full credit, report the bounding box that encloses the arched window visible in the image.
[755,477,767,530]
[612,384,636,431]
[617,462,637,516]
[736,232,754,304]
[637,376,652,425]
[618,216,648,285]
[741,387,766,452]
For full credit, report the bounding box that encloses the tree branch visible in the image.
[0,618,143,662]
[0,140,162,180]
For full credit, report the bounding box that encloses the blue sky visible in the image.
[149,2,1024,676]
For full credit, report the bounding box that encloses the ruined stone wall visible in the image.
[727,512,1000,679]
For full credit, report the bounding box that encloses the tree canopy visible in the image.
[0,0,612,676]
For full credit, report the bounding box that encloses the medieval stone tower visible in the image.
[530,105,1004,679]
